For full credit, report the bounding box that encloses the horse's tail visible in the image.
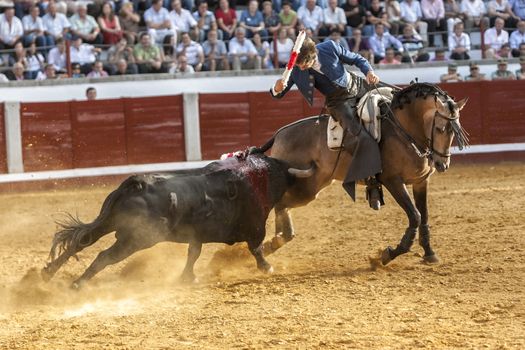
[48,176,144,262]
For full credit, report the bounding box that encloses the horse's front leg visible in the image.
[381,177,421,265]
[413,180,439,263]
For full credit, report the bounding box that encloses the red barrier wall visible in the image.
[3,80,524,176]
[0,104,6,173]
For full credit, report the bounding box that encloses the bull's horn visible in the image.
[288,167,314,178]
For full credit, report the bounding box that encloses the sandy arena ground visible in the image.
[0,162,524,349]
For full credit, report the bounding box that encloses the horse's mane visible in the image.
[391,82,453,111]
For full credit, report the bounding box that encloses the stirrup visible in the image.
[366,178,384,211]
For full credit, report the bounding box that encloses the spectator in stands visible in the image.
[22,5,49,51]
[36,63,60,80]
[201,29,229,71]
[42,1,70,45]
[25,42,45,79]
[113,58,139,75]
[379,47,402,64]
[134,32,166,73]
[279,1,298,38]
[8,41,27,68]
[48,37,66,72]
[369,23,404,63]
[119,2,140,44]
[365,0,397,37]
[386,0,404,36]
[440,61,463,82]
[448,21,470,60]
[0,6,24,51]
[465,62,487,80]
[320,0,347,38]
[497,42,512,57]
[488,0,519,28]
[510,20,525,56]
[86,87,97,100]
[431,47,448,60]
[491,57,516,79]
[215,0,238,41]
[348,27,374,62]
[484,17,509,58]
[228,27,261,71]
[6,62,26,81]
[169,54,195,74]
[239,0,267,39]
[398,23,429,62]
[515,55,525,79]
[461,0,489,31]
[252,32,272,68]
[400,0,428,44]
[69,4,102,45]
[170,0,199,41]
[510,0,525,21]
[176,31,204,71]
[263,0,281,38]
[71,62,85,78]
[331,29,351,50]
[145,0,176,44]
[271,27,294,67]
[343,0,366,35]
[297,0,323,37]
[87,60,109,78]
[421,0,447,47]
[0,73,8,83]
[444,0,464,34]
[70,35,100,73]
[98,2,123,46]
[194,1,218,43]
[108,37,137,72]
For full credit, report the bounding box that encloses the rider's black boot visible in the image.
[366,176,384,210]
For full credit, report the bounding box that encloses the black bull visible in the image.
[42,154,312,287]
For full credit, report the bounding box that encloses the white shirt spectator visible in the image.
[270,37,294,64]
[22,14,44,33]
[369,32,404,57]
[48,46,66,71]
[70,44,97,64]
[322,6,346,26]
[401,0,423,22]
[448,32,471,52]
[144,6,171,27]
[176,40,203,65]
[42,12,70,37]
[488,0,510,13]
[228,37,257,63]
[297,5,324,30]
[69,14,99,36]
[170,8,197,32]
[460,0,487,17]
[0,13,23,44]
[484,27,509,50]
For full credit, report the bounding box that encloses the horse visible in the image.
[259,82,469,265]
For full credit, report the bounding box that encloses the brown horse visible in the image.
[260,82,468,265]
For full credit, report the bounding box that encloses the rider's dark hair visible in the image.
[296,37,317,65]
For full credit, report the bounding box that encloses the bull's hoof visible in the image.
[259,263,274,274]
[179,273,198,284]
[381,247,394,265]
[70,281,82,290]
[40,267,52,282]
[422,254,440,264]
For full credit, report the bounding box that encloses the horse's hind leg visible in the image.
[413,180,439,263]
[262,205,294,256]
[381,178,421,265]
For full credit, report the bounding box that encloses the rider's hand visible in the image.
[274,79,285,93]
[366,71,380,85]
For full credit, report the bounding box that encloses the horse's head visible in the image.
[428,96,469,172]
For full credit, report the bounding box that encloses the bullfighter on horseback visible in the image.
[270,37,384,210]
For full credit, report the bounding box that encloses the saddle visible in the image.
[327,87,394,151]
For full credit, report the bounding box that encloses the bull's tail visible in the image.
[257,136,275,153]
[48,176,145,263]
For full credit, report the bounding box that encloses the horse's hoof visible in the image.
[40,267,52,282]
[381,247,393,265]
[259,264,274,274]
[179,274,198,284]
[422,254,440,264]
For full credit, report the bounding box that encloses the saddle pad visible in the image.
[356,87,393,142]
[327,116,344,150]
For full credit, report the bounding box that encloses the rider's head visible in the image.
[296,38,317,71]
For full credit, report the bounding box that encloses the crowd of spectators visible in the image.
[0,0,523,81]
